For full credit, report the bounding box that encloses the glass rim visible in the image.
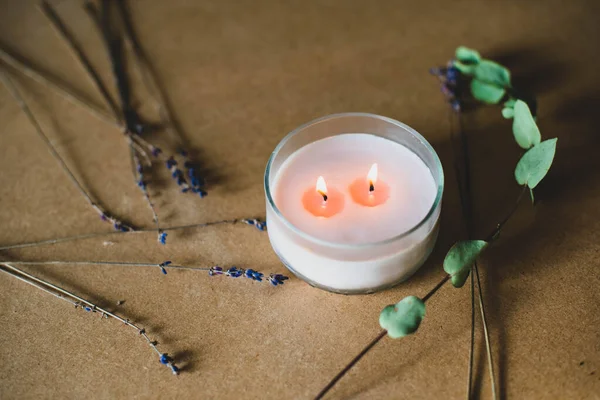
[264,112,444,250]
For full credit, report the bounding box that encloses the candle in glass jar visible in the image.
[265,113,443,294]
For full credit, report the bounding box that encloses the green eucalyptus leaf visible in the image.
[443,240,488,288]
[379,296,426,339]
[504,98,517,108]
[453,60,476,75]
[512,100,541,149]
[515,138,558,189]
[502,107,515,119]
[451,268,471,288]
[474,60,511,87]
[455,46,481,64]
[470,79,505,104]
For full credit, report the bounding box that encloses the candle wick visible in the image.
[369,182,375,192]
[318,191,328,202]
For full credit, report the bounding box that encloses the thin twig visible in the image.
[39,0,122,122]
[0,217,263,251]
[0,69,132,231]
[467,267,475,399]
[1,260,209,271]
[0,263,179,375]
[454,108,502,400]
[314,330,387,400]
[313,273,451,400]
[114,0,185,148]
[475,263,497,400]
[0,45,117,127]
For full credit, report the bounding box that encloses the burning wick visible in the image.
[367,163,378,193]
[316,176,328,202]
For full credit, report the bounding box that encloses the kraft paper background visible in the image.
[0,0,598,398]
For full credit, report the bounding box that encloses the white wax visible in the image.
[274,134,437,243]
[267,133,441,293]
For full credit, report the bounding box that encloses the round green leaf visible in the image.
[502,107,515,119]
[470,79,505,104]
[504,98,517,108]
[515,138,558,189]
[453,60,476,75]
[443,240,488,288]
[474,60,511,87]
[512,100,541,149]
[455,46,481,64]
[379,296,426,339]
[451,268,471,288]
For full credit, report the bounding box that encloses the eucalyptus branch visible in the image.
[0,263,179,375]
[315,46,558,399]
[0,218,266,251]
[0,68,132,232]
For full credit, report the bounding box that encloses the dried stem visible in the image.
[0,263,179,375]
[0,45,117,127]
[314,330,387,400]
[0,217,264,251]
[314,273,451,400]
[1,260,210,271]
[0,69,131,231]
[475,263,497,400]
[114,0,185,148]
[39,0,121,122]
[467,267,475,399]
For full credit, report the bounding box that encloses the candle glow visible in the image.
[316,176,328,202]
[368,163,377,192]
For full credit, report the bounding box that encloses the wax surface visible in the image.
[272,134,438,244]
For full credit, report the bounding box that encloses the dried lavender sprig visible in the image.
[114,2,208,197]
[0,69,132,232]
[128,141,162,244]
[0,263,179,375]
[85,1,204,201]
[0,217,266,251]
[1,260,289,286]
[40,1,170,235]
[0,45,117,128]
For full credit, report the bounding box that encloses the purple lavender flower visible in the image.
[244,269,264,282]
[226,267,243,278]
[209,266,223,276]
[151,146,162,157]
[158,232,167,245]
[166,157,177,169]
[242,218,267,231]
[159,261,171,275]
[268,274,289,286]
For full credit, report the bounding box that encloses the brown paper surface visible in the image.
[0,0,599,399]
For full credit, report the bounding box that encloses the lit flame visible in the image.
[316,176,328,201]
[368,163,378,191]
